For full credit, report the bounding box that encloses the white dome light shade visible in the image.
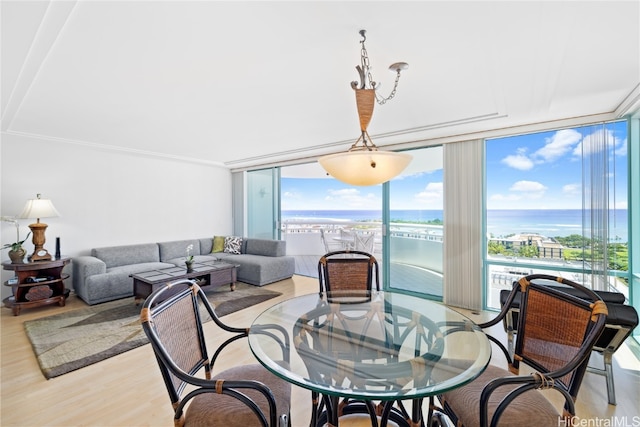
[318,150,412,186]
[319,30,412,186]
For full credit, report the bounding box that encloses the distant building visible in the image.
[491,233,565,260]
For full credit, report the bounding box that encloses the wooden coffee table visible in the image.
[131,260,238,305]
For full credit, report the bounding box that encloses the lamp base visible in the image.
[28,221,52,262]
[29,249,52,262]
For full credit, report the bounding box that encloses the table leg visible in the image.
[323,394,339,426]
[413,398,424,426]
[310,391,320,427]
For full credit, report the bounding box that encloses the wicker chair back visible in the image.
[432,274,608,427]
[318,250,380,294]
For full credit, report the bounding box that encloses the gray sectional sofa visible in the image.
[72,237,295,305]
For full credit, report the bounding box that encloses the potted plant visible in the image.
[1,216,31,264]
[185,244,194,272]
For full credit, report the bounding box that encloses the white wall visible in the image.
[1,133,233,300]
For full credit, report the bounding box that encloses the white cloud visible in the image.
[510,181,546,191]
[509,180,547,198]
[534,129,582,162]
[324,188,379,208]
[573,129,605,156]
[501,154,534,170]
[562,183,581,196]
[415,182,443,205]
[572,128,625,158]
[615,138,627,156]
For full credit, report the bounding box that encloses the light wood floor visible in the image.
[1,275,639,426]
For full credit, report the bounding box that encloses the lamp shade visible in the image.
[318,150,412,186]
[19,196,60,220]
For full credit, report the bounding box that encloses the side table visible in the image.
[2,257,71,316]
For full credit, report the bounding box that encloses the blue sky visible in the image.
[487,121,627,210]
[282,170,444,211]
[282,122,628,211]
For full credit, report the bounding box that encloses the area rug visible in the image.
[24,283,281,379]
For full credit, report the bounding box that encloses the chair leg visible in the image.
[430,411,453,427]
[507,329,515,358]
[603,350,616,405]
[505,309,517,358]
[587,350,617,405]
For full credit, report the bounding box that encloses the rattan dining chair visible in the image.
[499,283,638,405]
[317,250,380,295]
[140,279,291,427]
[312,250,382,425]
[432,274,608,427]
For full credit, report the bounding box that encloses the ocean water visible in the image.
[282,209,629,242]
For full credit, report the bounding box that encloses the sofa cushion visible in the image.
[158,239,202,262]
[92,243,160,268]
[212,236,225,253]
[107,261,175,276]
[225,253,295,286]
[245,239,286,257]
[82,261,174,305]
[224,236,243,254]
[198,237,213,254]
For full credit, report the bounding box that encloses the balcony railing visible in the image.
[282,218,628,308]
[282,219,444,296]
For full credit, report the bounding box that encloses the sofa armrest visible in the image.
[72,256,107,302]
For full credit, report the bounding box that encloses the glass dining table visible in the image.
[248,291,491,427]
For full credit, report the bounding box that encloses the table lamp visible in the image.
[19,193,60,261]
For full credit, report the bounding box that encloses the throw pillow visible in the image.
[224,236,243,254]
[212,236,225,253]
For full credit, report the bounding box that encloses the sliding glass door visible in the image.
[254,147,444,300]
[246,168,280,239]
[386,146,444,299]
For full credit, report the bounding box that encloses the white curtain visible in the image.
[443,139,484,309]
[580,124,611,291]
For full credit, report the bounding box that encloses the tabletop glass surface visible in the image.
[248,291,491,400]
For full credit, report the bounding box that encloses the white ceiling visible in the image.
[2,1,639,172]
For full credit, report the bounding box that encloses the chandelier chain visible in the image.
[360,40,401,105]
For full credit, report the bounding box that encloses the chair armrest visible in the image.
[480,373,576,427]
[196,286,291,368]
